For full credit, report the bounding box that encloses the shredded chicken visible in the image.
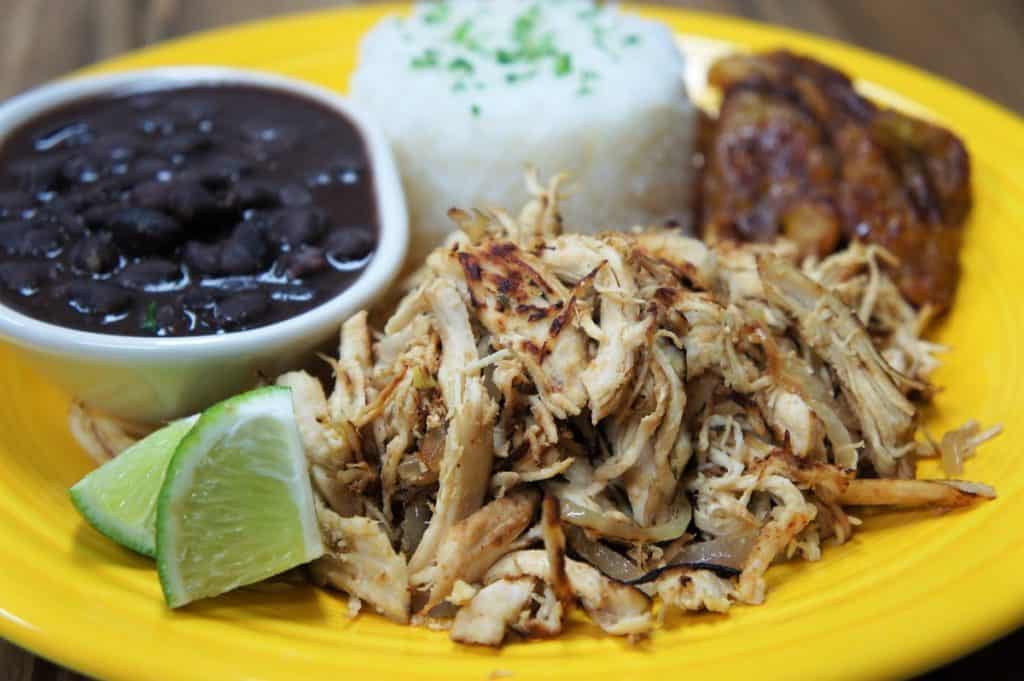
[291,174,996,641]
[78,172,997,644]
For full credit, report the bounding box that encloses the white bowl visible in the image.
[0,67,408,424]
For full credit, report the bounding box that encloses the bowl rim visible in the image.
[0,66,408,361]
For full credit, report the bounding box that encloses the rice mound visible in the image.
[351,1,696,256]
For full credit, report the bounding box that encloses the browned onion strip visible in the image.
[565,526,645,582]
[551,485,692,543]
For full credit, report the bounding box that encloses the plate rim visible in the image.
[2,4,1024,681]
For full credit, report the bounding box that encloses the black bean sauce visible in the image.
[0,84,378,336]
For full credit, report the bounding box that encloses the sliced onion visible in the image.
[566,526,645,582]
[551,484,692,543]
[662,533,755,571]
[400,495,432,555]
[939,421,1002,477]
[629,533,756,584]
[937,480,997,499]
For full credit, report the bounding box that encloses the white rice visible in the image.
[351,0,696,256]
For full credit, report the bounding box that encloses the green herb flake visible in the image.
[505,69,538,84]
[448,57,475,75]
[422,2,450,25]
[577,86,594,97]
[554,53,572,77]
[410,48,440,69]
[496,49,518,65]
[513,5,541,43]
[471,104,481,117]
[581,69,600,82]
[452,19,474,43]
[452,81,468,93]
[141,302,158,332]
[623,34,642,46]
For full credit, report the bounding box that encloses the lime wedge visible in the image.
[155,386,323,608]
[70,415,199,558]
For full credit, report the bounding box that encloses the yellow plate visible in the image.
[2,5,1024,680]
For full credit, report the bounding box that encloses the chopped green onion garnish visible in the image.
[410,48,440,68]
[554,53,572,77]
[453,19,473,43]
[422,2,450,25]
[141,302,158,332]
[449,57,474,75]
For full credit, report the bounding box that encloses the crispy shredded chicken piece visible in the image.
[450,577,538,646]
[69,401,152,464]
[417,488,539,613]
[310,498,410,623]
[486,550,653,636]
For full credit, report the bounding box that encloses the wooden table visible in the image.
[1,1,1022,680]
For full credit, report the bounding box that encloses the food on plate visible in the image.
[0,84,378,336]
[351,0,695,255]
[56,0,995,648]
[71,175,997,642]
[698,50,970,310]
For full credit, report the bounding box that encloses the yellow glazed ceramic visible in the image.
[2,5,1023,680]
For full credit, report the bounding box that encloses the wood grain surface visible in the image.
[1,1,1022,680]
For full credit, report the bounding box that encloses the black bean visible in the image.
[68,183,116,211]
[0,191,32,215]
[185,155,250,190]
[70,232,119,274]
[182,241,222,275]
[282,244,327,278]
[88,133,138,162]
[0,221,30,254]
[6,155,66,191]
[68,280,131,316]
[270,207,326,245]
[241,121,298,154]
[229,181,279,209]
[136,180,221,224]
[138,114,176,136]
[278,184,312,207]
[167,97,219,124]
[156,132,212,156]
[81,204,122,229]
[131,180,171,211]
[19,226,65,257]
[0,262,53,294]
[220,222,269,275]
[182,288,218,310]
[215,291,269,329]
[119,258,182,289]
[128,158,172,183]
[107,207,183,254]
[153,303,191,335]
[324,228,375,262]
[165,182,221,224]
